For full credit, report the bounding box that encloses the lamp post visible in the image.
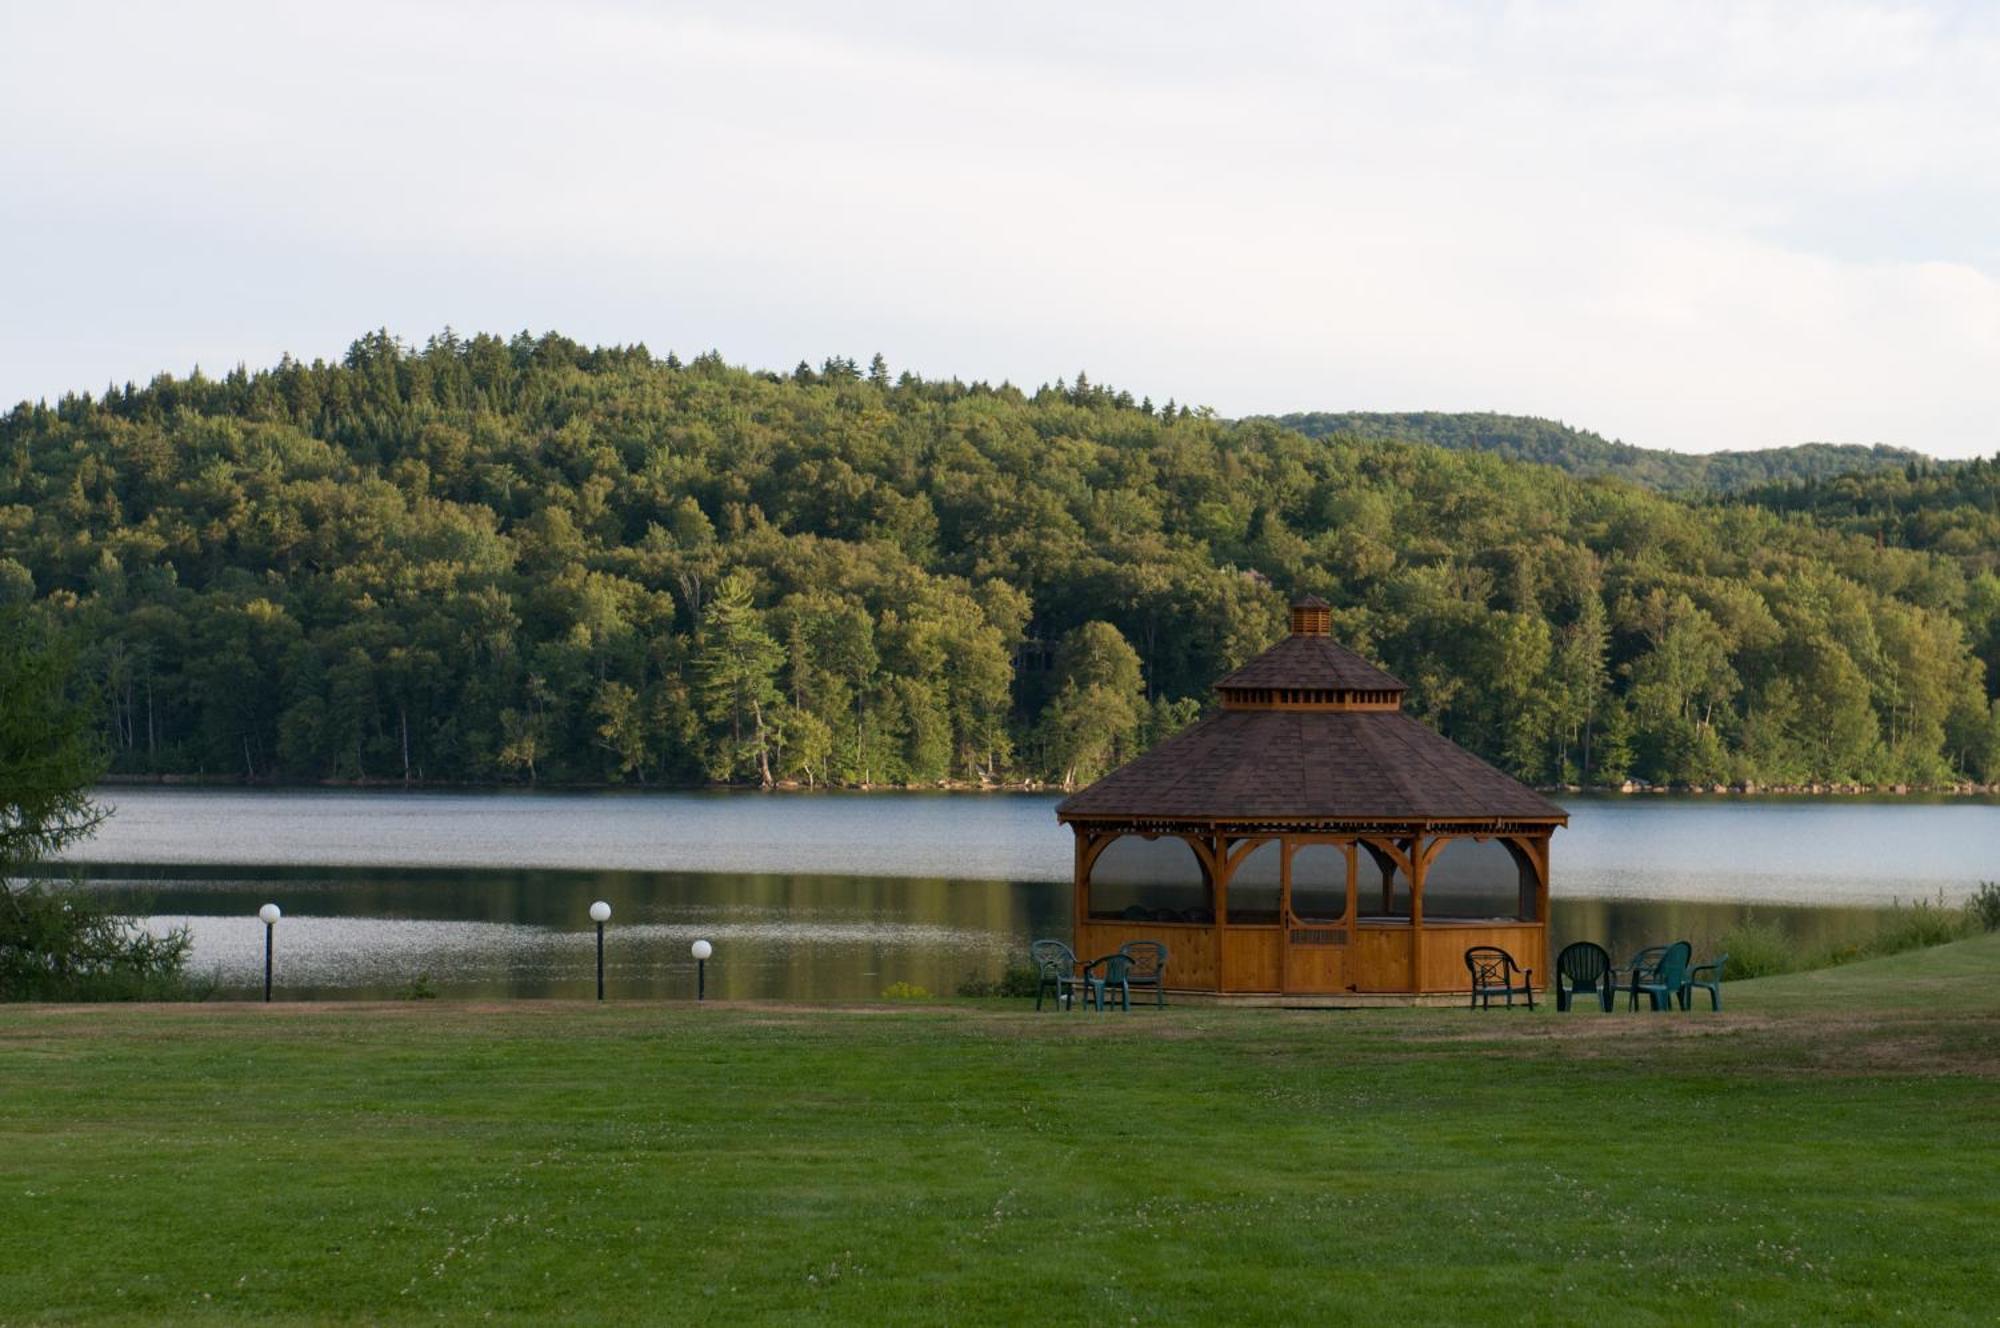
[589,901,611,1001]
[691,939,712,1002]
[257,903,281,1002]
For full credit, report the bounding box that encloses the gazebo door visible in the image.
[1282,839,1354,994]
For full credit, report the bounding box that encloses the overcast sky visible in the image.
[4,1,1997,456]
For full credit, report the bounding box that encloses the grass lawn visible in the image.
[3,935,1997,1325]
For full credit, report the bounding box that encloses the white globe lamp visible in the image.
[691,939,713,1001]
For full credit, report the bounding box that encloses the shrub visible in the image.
[398,973,439,1000]
[1719,893,1981,986]
[1870,893,1976,956]
[1718,917,1799,981]
[955,964,1040,998]
[880,981,933,1001]
[1970,881,2000,933]
[0,881,196,1001]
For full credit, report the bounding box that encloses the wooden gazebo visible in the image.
[1055,596,1567,1003]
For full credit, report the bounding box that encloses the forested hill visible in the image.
[3,330,1997,793]
[1731,457,2000,560]
[1273,411,1930,496]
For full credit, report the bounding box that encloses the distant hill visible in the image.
[1272,411,1932,496]
[4,334,1996,794]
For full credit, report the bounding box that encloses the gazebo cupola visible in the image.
[1216,595,1405,713]
[1055,594,1567,1003]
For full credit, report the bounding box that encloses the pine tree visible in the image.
[696,574,783,787]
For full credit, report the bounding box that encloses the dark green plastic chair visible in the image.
[1082,951,1134,1011]
[1554,941,1614,1012]
[1620,945,1667,1010]
[1464,946,1535,1010]
[1629,940,1692,1012]
[1687,952,1728,1011]
[1118,940,1169,1008]
[1030,939,1086,1012]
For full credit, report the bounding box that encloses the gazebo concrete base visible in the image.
[1157,988,1545,1009]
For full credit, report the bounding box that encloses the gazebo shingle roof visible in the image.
[1057,597,1566,826]
[1055,709,1566,823]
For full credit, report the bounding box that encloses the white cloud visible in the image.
[2,0,1997,455]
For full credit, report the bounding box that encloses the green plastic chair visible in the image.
[1554,941,1614,1012]
[1082,952,1134,1011]
[1686,952,1728,1011]
[1629,940,1693,1012]
[1620,944,1668,1010]
[1118,940,1169,1008]
[1030,939,1086,1012]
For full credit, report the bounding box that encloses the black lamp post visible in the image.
[691,938,712,1001]
[584,896,608,1000]
[257,903,280,1002]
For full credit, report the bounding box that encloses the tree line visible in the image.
[1276,411,1934,497]
[3,329,1997,791]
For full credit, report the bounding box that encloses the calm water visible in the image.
[51,788,2000,1000]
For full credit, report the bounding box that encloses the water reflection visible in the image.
[68,862,1924,1001]
[76,865,1070,1001]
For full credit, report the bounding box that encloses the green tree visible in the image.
[697,574,783,787]
[2,607,193,999]
[1,608,106,873]
[1037,621,1145,788]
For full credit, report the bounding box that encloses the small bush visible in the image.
[0,881,197,1001]
[1970,881,2000,933]
[955,964,1040,998]
[1718,918,1799,981]
[1871,892,1976,957]
[398,973,439,1000]
[880,981,933,1001]
[1719,893,1982,985]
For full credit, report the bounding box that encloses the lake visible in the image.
[52,788,2000,1000]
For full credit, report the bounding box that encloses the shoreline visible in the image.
[94,773,2000,797]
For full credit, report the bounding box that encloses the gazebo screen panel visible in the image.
[1225,839,1282,925]
[1423,837,1535,921]
[1085,834,1213,923]
[1356,839,1413,921]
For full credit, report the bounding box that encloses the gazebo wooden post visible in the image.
[1532,832,1552,981]
[1072,829,1091,960]
[1344,841,1358,930]
[1210,831,1229,994]
[1278,837,1293,995]
[1409,832,1428,992]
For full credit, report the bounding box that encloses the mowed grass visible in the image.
[3,938,1998,1325]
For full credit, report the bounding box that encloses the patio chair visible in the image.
[1554,941,1614,1012]
[1117,940,1169,1008]
[1628,940,1693,1012]
[1464,945,1535,1010]
[1030,939,1088,1012]
[1082,951,1135,1011]
[1619,944,1667,1010]
[1686,952,1728,1011]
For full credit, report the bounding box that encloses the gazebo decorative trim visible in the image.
[1054,596,1567,1003]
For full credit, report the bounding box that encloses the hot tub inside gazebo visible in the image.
[1055,596,1567,1004]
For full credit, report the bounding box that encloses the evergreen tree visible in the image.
[697,574,783,787]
